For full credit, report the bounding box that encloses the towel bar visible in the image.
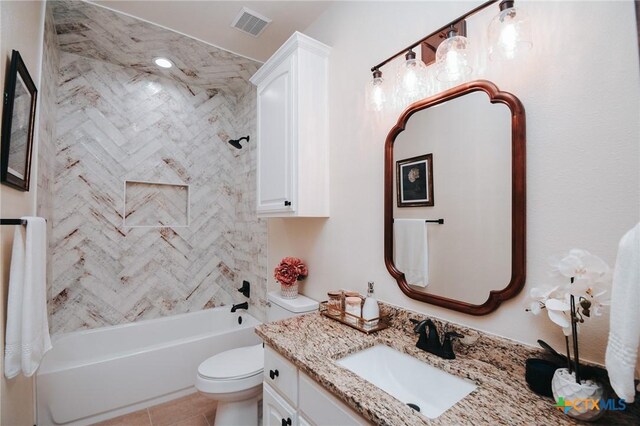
[392,219,444,224]
[0,218,47,226]
[0,219,27,225]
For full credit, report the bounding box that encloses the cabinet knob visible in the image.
[284,200,291,206]
[269,369,279,380]
[281,418,292,426]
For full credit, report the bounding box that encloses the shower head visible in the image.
[228,135,250,149]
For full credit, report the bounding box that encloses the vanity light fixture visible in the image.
[435,26,472,83]
[365,69,387,112]
[487,0,533,61]
[368,0,532,111]
[153,57,173,69]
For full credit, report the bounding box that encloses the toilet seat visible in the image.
[198,344,264,380]
[196,344,264,395]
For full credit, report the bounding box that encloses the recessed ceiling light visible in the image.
[153,57,173,69]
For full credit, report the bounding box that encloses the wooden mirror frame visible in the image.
[384,80,526,315]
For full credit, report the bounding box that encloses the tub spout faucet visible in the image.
[231,302,248,313]
[410,318,463,359]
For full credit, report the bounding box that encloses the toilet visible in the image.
[196,291,318,426]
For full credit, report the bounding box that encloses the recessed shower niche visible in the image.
[123,180,190,228]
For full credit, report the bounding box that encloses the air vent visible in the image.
[231,7,272,37]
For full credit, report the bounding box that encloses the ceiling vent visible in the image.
[231,7,272,37]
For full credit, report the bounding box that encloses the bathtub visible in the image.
[37,307,261,426]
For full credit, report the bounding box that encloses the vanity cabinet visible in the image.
[263,345,367,426]
[250,32,330,218]
[264,384,296,426]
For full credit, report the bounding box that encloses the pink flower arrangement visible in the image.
[274,257,308,287]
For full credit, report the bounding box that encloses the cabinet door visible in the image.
[298,373,367,425]
[256,54,295,215]
[263,383,297,426]
[264,346,298,406]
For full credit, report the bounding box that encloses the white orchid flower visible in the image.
[545,297,571,328]
[528,249,611,332]
[549,249,611,283]
[527,285,559,315]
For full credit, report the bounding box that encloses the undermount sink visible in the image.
[336,345,477,419]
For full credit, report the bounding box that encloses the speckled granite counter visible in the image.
[255,303,640,425]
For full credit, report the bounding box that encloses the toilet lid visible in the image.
[198,344,264,380]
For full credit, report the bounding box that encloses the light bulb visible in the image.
[394,50,429,109]
[488,1,532,61]
[365,70,387,112]
[153,57,173,68]
[435,30,472,83]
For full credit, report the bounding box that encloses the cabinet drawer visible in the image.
[298,373,368,425]
[264,345,298,406]
[264,383,297,426]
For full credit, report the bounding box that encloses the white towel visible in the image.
[605,222,640,403]
[394,219,429,287]
[4,217,51,379]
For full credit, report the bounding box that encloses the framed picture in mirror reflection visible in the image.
[396,154,434,207]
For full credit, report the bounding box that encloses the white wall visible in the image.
[268,0,640,366]
[0,1,45,424]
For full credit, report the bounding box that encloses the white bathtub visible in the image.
[37,307,261,426]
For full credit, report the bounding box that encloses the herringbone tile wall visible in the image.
[51,0,260,99]
[230,85,268,320]
[36,4,60,309]
[50,51,266,334]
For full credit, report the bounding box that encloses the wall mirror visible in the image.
[384,80,526,315]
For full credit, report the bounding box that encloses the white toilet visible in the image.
[196,292,318,426]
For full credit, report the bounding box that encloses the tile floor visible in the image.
[93,393,217,426]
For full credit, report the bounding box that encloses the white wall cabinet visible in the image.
[263,345,368,426]
[250,32,330,217]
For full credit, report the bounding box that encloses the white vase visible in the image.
[551,368,605,421]
[280,282,298,299]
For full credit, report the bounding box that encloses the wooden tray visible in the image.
[318,301,388,334]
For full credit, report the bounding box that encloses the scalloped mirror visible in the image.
[384,80,526,315]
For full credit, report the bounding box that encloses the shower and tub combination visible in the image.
[37,307,261,426]
[36,2,269,425]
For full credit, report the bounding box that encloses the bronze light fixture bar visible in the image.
[369,0,498,72]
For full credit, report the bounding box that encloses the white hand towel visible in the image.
[4,217,52,379]
[605,222,640,403]
[394,219,429,287]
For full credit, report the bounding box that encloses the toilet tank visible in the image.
[267,291,319,322]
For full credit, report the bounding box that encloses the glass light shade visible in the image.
[435,35,472,83]
[488,5,532,61]
[365,72,387,112]
[394,53,430,109]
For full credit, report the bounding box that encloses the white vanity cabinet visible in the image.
[264,384,296,426]
[250,32,330,218]
[263,345,368,426]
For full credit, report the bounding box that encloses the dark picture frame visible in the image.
[396,153,434,207]
[1,50,38,191]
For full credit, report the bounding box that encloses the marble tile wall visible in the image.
[51,0,259,99]
[50,51,266,333]
[230,85,268,320]
[36,3,60,307]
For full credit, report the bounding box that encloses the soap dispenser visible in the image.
[362,281,380,327]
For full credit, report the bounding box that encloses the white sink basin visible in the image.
[336,345,476,419]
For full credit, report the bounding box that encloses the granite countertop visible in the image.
[255,303,639,426]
